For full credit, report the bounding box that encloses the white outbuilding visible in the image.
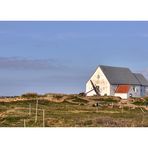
[86,65,148,99]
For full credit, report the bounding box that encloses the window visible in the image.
[133,86,137,92]
[97,74,100,79]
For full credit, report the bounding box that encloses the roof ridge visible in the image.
[133,73,142,85]
[133,73,148,86]
[99,65,129,69]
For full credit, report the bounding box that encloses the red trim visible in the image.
[115,85,131,93]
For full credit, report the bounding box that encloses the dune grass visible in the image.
[0,96,148,127]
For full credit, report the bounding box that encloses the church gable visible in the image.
[86,65,148,99]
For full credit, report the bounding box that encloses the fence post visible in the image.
[35,99,38,123]
[122,105,124,113]
[43,109,45,127]
[29,104,31,116]
[24,119,26,127]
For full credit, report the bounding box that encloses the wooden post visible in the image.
[24,119,26,127]
[141,115,144,126]
[43,109,45,127]
[140,108,145,126]
[29,104,31,116]
[122,105,124,113]
[35,99,38,123]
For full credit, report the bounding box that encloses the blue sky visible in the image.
[0,21,148,96]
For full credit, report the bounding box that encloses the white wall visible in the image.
[140,86,144,96]
[115,93,128,99]
[86,67,110,96]
[115,85,141,99]
[110,85,118,96]
[144,86,148,96]
[128,85,141,98]
[86,67,146,98]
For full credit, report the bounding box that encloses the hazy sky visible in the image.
[0,21,148,96]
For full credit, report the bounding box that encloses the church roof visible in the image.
[100,65,148,86]
[133,73,148,86]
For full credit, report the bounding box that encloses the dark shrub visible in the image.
[72,97,88,103]
[99,97,121,103]
[78,92,86,97]
[53,95,63,99]
[21,93,39,98]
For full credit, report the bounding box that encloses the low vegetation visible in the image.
[93,97,121,103]
[0,94,148,127]
[21,93,42,98]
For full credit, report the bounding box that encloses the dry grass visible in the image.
[0,94,148,127]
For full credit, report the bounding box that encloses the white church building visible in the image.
[86,65,148,99]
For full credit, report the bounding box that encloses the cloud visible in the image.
[0,57,66,70]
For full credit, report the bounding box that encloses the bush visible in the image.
[78,92,86,97]
[131,97,148,106]
[66,95,77,100]
[144,97,148,102]
[53,95,63,99]
[99,97,121,103]
[21,93,40,98]
[132,101,145,106]
[72,97,88,103]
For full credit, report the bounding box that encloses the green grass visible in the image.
[72,97,88,103]
[132,101,145,106]
[0,97,148,127]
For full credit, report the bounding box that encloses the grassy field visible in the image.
[0,94,148,127]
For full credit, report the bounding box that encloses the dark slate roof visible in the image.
[100,65,141,85]
[133,73,148,86]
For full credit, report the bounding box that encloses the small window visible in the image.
[133,86,137,92]
[97,74,100,79]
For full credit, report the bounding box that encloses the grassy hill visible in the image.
[0,94,148,127]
